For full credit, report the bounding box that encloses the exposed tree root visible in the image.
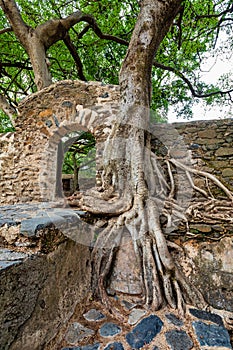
[80,146,233,317]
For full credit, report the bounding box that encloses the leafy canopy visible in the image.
[0,0,232,131]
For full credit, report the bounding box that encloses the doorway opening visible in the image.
[56,131,96,198]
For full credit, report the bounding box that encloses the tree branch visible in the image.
[0,60,32,70]
[154,61,233,98]
[195,3,233,20]
[36,11,129,49]
[0,26,12,34]
[63,33,87,81]
[78,17,129,46]
[0,93,17,124]
[0,0,29,47]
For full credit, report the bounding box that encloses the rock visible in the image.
[125,315,163,349]
[190,224,212,233]
[169,149,187,158]
[109,234,142,295]
[198,129,217,138]
[65,322,94,344]
[62,344,100,350]
[121,300,136,310]
[99,323,121,337]
[188,143,200,149]
[0,224,20,243]
[128,308,147,325]
[0,260,22,269]
[215,147,233,157]
[0,249,29,270]
[0,248,28,261]
[192,321,232,348]
[20,215,65,237]
[189,308,224,326]
[104,342,124,350]
[83,309,106,322]
[165,330,193,350]
[165,313,184,327]
[222,168,233,177]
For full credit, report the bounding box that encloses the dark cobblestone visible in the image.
[62,344,100,350]
[193,321,232,348]
[83,309,106,322]
[0,203,83,235]
[99,323,121,338]
[189,308,224,326]
[103,342,124,350]
[165,330,193,350]
[165,313,184,327]
[126,315,163,349]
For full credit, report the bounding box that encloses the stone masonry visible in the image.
[0,80,233,205]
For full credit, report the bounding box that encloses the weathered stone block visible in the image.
[0,238,91,350]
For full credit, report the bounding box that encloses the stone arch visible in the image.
[0,80,120,205]
[38,106,115,202]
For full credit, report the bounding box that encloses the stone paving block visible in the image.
[0,260,22,269]
[0,219,18,227]
[165,329,193,350]
[104,342,124,349]
[189,308,224,326]
[65,322,94,344]
[62,344,100,350]
[99,323,121,337]
[0,248,29,270]
[0,248,28,261]
[165,313,184,327]
[121,300,136,310]
[83,309,106,322]
[192,321,232,348]
[128,308,147,325]
[126,314,163,349]
[20,214,66,236]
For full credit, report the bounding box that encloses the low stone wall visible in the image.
[0,204,92,350]
[175,119,233,192]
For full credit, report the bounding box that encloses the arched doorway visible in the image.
[60,131,96,197]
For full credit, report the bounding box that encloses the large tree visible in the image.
[0,0,232,129]
[1,0,233,315]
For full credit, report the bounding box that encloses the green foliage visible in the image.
[0,111,14,133]
[62,131,96,178]
[0,0,232,124]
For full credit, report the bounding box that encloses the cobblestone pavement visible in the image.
[58,300,232,350]
[0,203,232,349]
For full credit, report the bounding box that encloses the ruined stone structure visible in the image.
[0,81,233,349]
[0,80,233,205]
[0,80,120,204]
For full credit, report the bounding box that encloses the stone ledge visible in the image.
[0,203,92,350]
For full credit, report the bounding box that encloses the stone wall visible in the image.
[0,80,119,204]
[175,119,233,192]
[0,80,233,205]
[0,205,92,350]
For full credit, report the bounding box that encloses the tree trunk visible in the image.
[83,0,208,315]
[26,31,52,89]
[55,141,64,198]
[72,152,80,192]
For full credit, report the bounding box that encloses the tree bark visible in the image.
[83,0,213,316]
[72,152,80,192]
[0,1,128,90]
